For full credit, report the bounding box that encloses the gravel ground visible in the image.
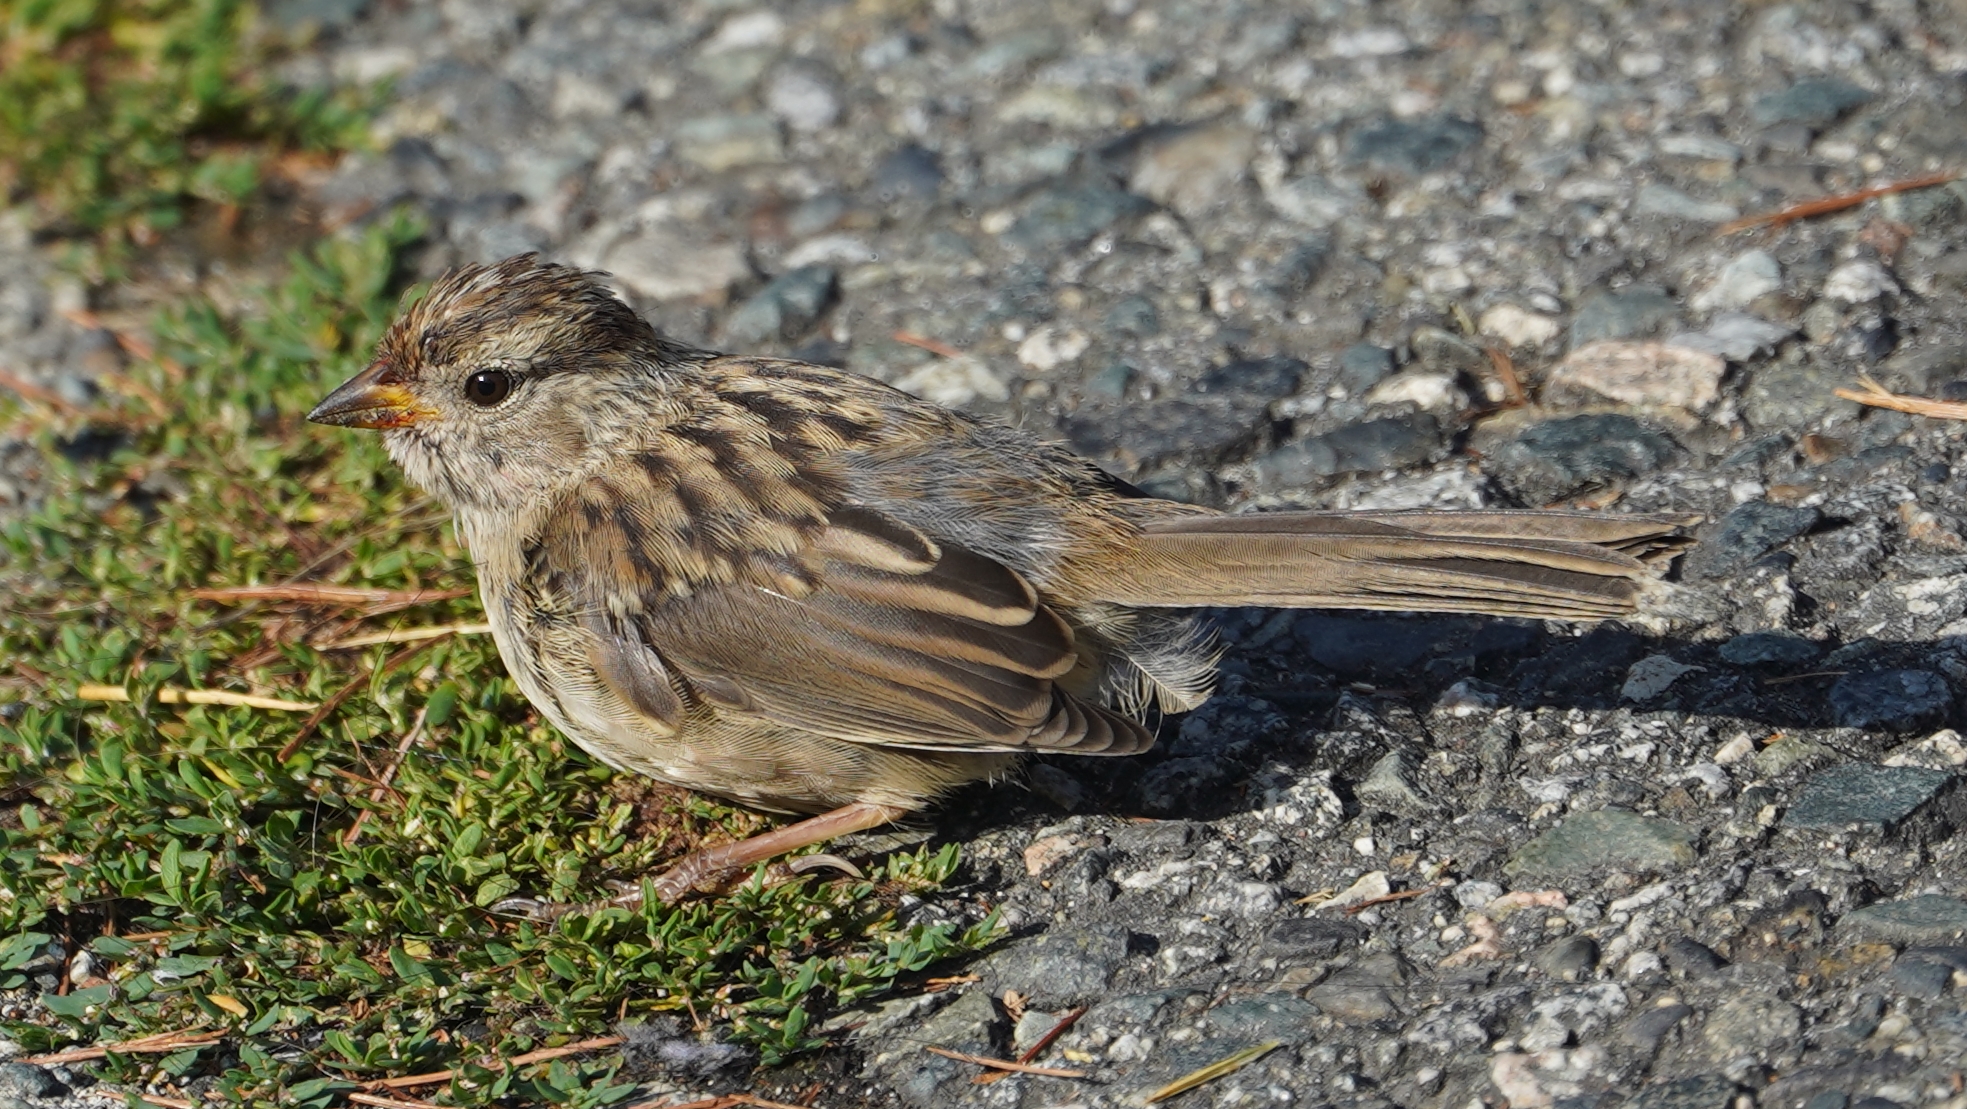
[11,0,1967,1106]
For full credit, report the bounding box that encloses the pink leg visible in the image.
[651,801,910,903]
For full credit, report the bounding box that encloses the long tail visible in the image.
[1093,510,1699,620]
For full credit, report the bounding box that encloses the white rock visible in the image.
[1327,27,1410,56]
[703,11,783,54]
[1262,174,1366,229]
[1480,303,1562,346]
[1667,312,1795,361]
[603,227,751,301]
[1692,250,1782,311]
[893,356,1009,407]
[1824,259,1899,302]
[1547,340,1726,412]
[1366,371,1465,412]
[1016,327,1090,372]
[784,234,876,268]
[765,66,841,133]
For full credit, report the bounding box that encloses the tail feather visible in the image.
[1093,510,1696,620]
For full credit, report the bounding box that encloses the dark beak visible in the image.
[307,360,434,429]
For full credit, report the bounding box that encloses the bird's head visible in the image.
[309,254,702,513]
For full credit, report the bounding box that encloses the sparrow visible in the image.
[310,253,1696,904]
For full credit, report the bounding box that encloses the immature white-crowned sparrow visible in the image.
[310,254,1696,903]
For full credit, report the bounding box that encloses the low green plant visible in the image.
[0,0,375,250]
[0,219,998,1106]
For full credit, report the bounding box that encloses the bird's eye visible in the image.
[464,369,513,406]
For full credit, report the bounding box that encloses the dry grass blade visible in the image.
[138,1097,194,1109]
[22,1026,218,1064]
[0,367,101,418]
[891,329,964,359]
[1483,344,1530,408]
[192,584,472,608]
[976,1005,1088,1084]
[75,684,317,712]
[1344,879,1455,915]
[318,622,492,650]
[1835,375,1967,421]
[1719,170,1961,234]
[1146,1040,1284,1103]
[371,1034,627,1089]
[278,639,432,761]
[922,1044,1089,1078]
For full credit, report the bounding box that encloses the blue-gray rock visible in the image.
[1487,414,1684,505]
[1254,415,1445,485]
[1006,183,1151,249]
[1743,357,1865,429]
[982,924,1128,1007]
[722,265,838,344]
[1305,952,1409,1023]
[0,1063,61,1101]
[1265,917,1366,957]
[1686,501,1820,579]
[1719,630,1823,667]
[1784,763,1958,830]
[1623,1002,1693,1051]
[1634,1074,1742,1109]
[1504,809,1698,880]
[1886,955,1953,997]
[1827,669,1954,732]
[1104,295,1159,337]
[1663,937,1727,976]
[1063,357,1302,467]
[1538,935,1600,982]
[1201,994,1319,1043]
[1346,115,1482,173]
[265,0,367,30]
[1338,342,1396,393]
[1357,748,1436,816]
[1752,79,1875,127]
[1570,285,1681,348]
[1083,360,1134,399]
[1270,236,1332,296]
[874,144,943,202]
[1844,895,1967,943]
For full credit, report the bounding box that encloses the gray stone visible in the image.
[1744,357,1866,429]
[1064,357,1303,469]
[1827,670,1954,732]
[1129,123,1258,218]
[1338,342,1396,393]
[1265,917,1366,957]
[1886,955,1954,998]
[873,144,943,203]
[0,1063,59,1100]
[1570,285,1681,348]
[1635,184,1740,223]
[1752,79,1875,127]
[1263,174,1367,229]
[1254,415,1445,485]
[982,924,1127,1008]
[1634,1075,1740,1109]
[672,113,784,171]
[1357,749,1436,816]
[1005,183,1151,249]
[1103,295,1159,337]
[1719,631,1822,667]
[1504,809,1698,880]
[1488,415,1684,505]
[1668,312,1797,361]
[1685,501,1820,579]
[1201,994,1319,1043]
[1624,1002,1694,1052]
[1695,251,1783,311]
[1307,953,1410,1023]
[723,265,838,344]
[1703,995,1803,1060]
[1784,763,1957,830]
[1845,895,1967,943]
[1346,115,1482,174]
[1538,935,1600,982]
